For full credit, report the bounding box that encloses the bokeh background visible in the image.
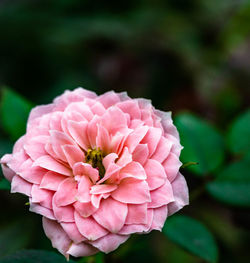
[0,0,250,262]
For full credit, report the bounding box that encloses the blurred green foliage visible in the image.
[0,0,250,263]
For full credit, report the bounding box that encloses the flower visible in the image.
[1,88,188,258]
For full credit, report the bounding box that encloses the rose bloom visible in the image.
[1,88,188,258]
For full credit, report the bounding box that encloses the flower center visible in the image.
[86,148,105,178]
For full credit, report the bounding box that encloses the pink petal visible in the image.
[74,212,108,241]
[33,155,71,176]
[151,137,173,163]
[49,130,75,162]
[141,127,162,157]
[90,184,117,195]
[49,111,63,131]
[19,165,46,184]
[28,104,54,123]
[62,145,85,168]
[61,110,87,135]
[148,180,174,208]
[100,107,128,135]
[64,101,94,121]
[29,202,55,220]
[11,175,32,196]
[40,171,67,191]
[150,205,168,231]
[61,222,86,244]
[67,120,89,151]
[155,110,180,139]
[162,152,182,182]
[75,175,92,203]
[126,204,148,225]
[90,101,106,116]
[42,217,71,256]
[24,135,48,160]
[91,194,103,208]
[98,91,122,108]
[73,162,99,184]
[54,177,77,207]
[119,161,146,181]
[132,144,149,165]
[144,159,166,190]
[168,173,189,216]
[102,153,118,170]
[67,242,98,257]
[96,125,111,153]
[124,126,149,153]
[90,233,130,254]
[87,115,99,148]
[116,100,141,120]
[31,185,53,209]
[119,209,154,235]
[116,147,132,167]
[93,198,128,233]
[1,154,15,181]
[52,201,75,222]
[74,201,98,218]
[112,178,151,204]
[8,150,28,173]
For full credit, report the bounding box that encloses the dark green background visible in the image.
[0,0,250,262]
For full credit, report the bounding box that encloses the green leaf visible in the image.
[175,113,224,176]
[0,250,75,263]
[227,109,250,156]
[0,178,10,190]
[163,215,218,263]
[0,88,33,140]
[0,218,36,258]
[206,159,250,207]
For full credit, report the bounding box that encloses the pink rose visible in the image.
[1,88,188,258]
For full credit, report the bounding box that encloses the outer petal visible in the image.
[112,178,151,204]
[11,175,32,196]
[141,127,162,157]
[61,222,86,244]
[150,205,168,231]
[126,203,148,225]
[162,152,182,182]
[40,171,67,191]
[74,201,98,218]
[42,217,71,256]
[30,202,55,220]
[93,198,128,233]
[67,242,98,257]
[74,212,108,241]
[90,233,130,254]
[151,137,172,163]
[144,159,166,190]
[119,209,154,235]
[168,173,189,216]
[31,185,53,209]
[148,180,174,208]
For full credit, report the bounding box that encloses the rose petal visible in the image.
[67,242,98,257]
[93,198,128,233]
[168,173,189,216]
[126,203,147,225]
[54,177,77,207]
[42,217,71,256]
[112,178,151,204]
[75,212,108,241]
[33,155,71,176]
